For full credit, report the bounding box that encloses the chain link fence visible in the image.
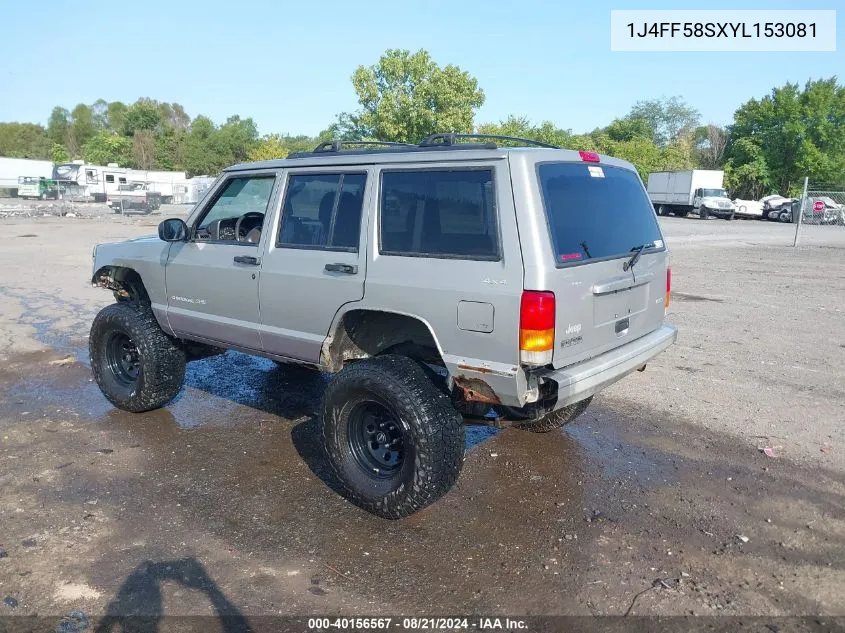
[794,182,845,247]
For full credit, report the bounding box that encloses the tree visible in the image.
[68,104,97,156]
[601,117,653,143]
[83,133,133,166]
[155,127,186,171]
[0,123,50,159]
[217,115,259,163]
[183,116,228,176]
[335,49,485,143]
[106,102,129,134]
[477,115,574,147]
[248,134,316,161]
[51,143,71,163]
[47,107,70,147]
[726,77,845,195]
[132,130,157,169]
[627,96,700,146]
[695,124,728,169]
[123,100,162,136]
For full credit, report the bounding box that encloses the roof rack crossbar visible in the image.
[311,140,416,154]
[419,133,560,149]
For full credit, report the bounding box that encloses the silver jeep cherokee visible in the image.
[89,134,677,518]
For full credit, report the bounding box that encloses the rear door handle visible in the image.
[233,255,261,266]
[324,262,358,274]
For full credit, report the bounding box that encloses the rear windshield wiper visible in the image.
[623,243,651,271]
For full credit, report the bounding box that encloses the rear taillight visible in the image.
[579,150,600,162]
[520,291,555,366]
[665,267,671,308]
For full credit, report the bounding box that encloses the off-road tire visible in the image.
[320,354,464,519]
[89,303,186,413]
[512,396,592,433]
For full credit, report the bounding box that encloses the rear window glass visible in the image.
[380,169,499,260]
[538,162,663,264]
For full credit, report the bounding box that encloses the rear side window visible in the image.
[278,173,366,251]
[538,162,663,265]
[380,169,499,260]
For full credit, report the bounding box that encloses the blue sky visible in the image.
[1,0,842,137]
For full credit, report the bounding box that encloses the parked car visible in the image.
[107,182,162,214]
[732,198,764,220]
[760,195,798,222]
[87,134,678,518]
[804,196,845,225]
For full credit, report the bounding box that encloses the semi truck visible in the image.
[647,170,736,220]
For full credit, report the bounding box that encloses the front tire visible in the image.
[511,397,592,433]
[700,207,709,220]
[321,355,464,519]
[89,303,186,413]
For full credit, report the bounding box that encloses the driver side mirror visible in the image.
[158,218,189,242]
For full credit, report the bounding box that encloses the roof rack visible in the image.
[418,133,560,149]
[313,140,414,153]
[285,133,562,159]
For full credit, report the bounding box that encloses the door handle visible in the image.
[324,262,358,274]
[233,255,261,266]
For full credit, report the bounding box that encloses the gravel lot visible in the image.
[0,202,843,626]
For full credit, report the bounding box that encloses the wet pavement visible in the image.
[0,215,843,627]
[1,345,843,624]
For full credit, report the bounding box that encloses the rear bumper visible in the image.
[538,324,678,410]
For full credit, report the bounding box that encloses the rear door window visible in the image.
[538,162,663,265]
[278,173,366,251]
[380,169,499,260]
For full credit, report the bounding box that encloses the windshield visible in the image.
[538,162,663,265]
[701,188,728,198]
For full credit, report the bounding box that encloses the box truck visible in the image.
[647,170,736,220]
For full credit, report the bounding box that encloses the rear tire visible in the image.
[89,303,186,413]
[321,355,464,519]
[657,205,667,216]
[512,397,592,433]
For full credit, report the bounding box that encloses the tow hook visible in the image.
[637,364,647,372]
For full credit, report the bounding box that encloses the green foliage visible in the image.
[1,53,841,194]
[82,133,133,167]
[627,96,701,146]
[248,134,316,161]
[477,115,574,147]
[0,123,51,159]
[50,143,70,163]
[123,100,162,135]
[726,77,845,195]
[47,107,70,146]
[336,49,485,143]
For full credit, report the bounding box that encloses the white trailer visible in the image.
[126,169,188,203]
[52,162,187,202]
[0,157,54,196]
[647,169,737,220]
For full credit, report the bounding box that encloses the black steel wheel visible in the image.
[105,331,141,386]
[89,303,186,412]
[321,354,464,519]
[347,401,405,477]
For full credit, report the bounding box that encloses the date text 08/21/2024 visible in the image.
[627,22,816,38]
[306,617,528,630]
